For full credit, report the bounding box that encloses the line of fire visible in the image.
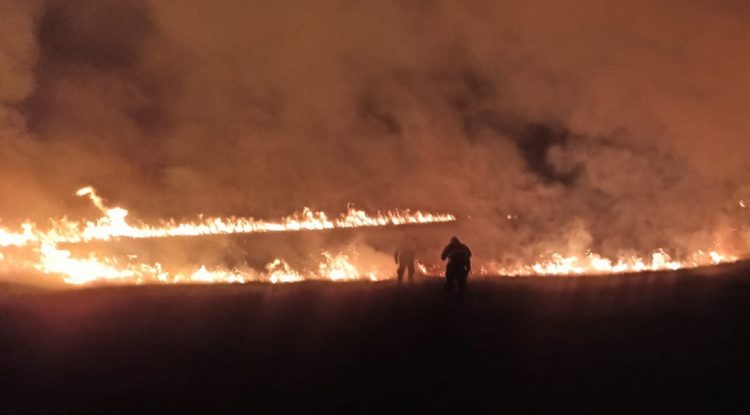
[1,186,745,287]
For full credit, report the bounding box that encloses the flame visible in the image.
[0,186,746,286]
[0,187,453,285]
[0,224,36,247]
[46,187,454,244]
[28,242,387,286]
[265,259,304,284]
[486,249,737,277]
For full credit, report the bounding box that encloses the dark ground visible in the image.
[2,264,750,414]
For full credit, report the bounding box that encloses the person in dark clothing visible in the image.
[394,237,417,284]
[440,236,472,294]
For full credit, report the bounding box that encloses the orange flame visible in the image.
[30,187,454,244]
[0,187,453,285]
[486,250,737,277]
[0,187,745,286]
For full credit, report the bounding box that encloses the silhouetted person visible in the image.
[441,236,471,294]
[394,237,417,284]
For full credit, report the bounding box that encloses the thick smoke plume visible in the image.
[1,0,749,269]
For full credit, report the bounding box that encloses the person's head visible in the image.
[450,236,460,244]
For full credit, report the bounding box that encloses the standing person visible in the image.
[440,236,472,294]
[394,237,417,284]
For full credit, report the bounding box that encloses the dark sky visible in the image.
[0,0,748,259]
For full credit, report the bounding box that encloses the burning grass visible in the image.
[0,187,744,286]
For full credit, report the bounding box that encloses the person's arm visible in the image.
[440,246,449,261]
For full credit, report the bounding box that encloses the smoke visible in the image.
[1,0,749,268]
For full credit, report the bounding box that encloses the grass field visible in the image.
[2,264,750,413]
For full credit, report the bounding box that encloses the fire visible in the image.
[24,187,454,245]
[0,186,745,286]
[0,187,453,285]
[36,242,146,285]
[264,259,304,284]
[30,244,387,286]
[487,250,737,277]
[0,224,36,247]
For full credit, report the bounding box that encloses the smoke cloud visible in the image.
[1,0,749,267]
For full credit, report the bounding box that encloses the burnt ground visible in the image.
[1,265,750,414]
